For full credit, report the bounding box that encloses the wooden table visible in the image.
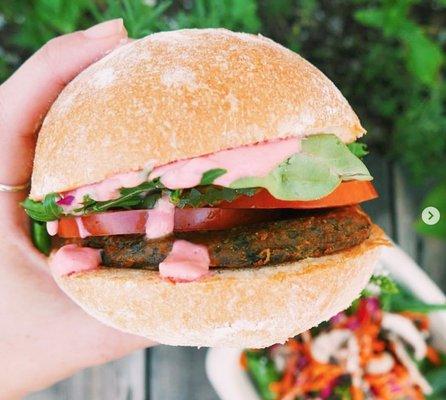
[27,155,446,400]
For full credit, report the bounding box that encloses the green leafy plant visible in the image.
[89,0,171,37]
[174,0,260,32]
[354,1,443,86]
[352,0,445,238]
[258,0,445,238]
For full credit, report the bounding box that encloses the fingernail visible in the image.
[84,19,126,39]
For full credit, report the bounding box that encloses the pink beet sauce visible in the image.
[145,196,175,239]
[60,137,301,209]
[149,137,301,189]
[50,244,101,276]
[62,171,147,212]
[159,240,210,282]
[46,220,59,236]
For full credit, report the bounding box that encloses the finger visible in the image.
[0,19,128,186]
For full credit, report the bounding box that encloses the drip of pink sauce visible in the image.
[150,137,301,189]
[50,244,101,276]
[145,196,175,239]
[159,240,210,282]
[62,171,147,211]
[75,217,91,239]
[46,221,59,236]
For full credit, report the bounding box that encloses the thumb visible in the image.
[0,19,128,187]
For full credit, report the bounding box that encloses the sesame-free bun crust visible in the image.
[31,28,365,200]
[54,225,388,348]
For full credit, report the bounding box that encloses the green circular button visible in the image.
[422,206,440,226]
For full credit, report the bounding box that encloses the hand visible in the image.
[0,19,152,399]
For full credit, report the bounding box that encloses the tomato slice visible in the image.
[57,208,282,238]
[218,181,378,209]
[57,181,377,238]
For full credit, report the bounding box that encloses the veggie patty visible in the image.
[58,206,371,269]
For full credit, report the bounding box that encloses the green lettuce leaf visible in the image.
[231,134,372,201]
[347,142,369,158]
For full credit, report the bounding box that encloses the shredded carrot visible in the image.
[400,311,430,330]
[287,338,301,351]
[427,345,441,365]
[372,339,386,352]
[351,385,364,400]
[259,297,439,400]
[240,352,247,369]
[269,381,281,395]
[280,369,295,393]
[394,363,407,377]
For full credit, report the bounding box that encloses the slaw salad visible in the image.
[242,276,446,400]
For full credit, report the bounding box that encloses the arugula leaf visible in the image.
[333,384,352,400]
[387,298,446,314]
[169,189,181,205]
[364,275,399,310]
[22,181,256,221]
[141,192,163,209]
[21,193,62,222]
[231,134,372,201]
[245,350,280,400]
[30,220,51,255]
[368,275,399,295]
[347,142,369,158]
[381,281,446,313]
[76,180,164,214]
[74,181,256,213]
[21,198,47,221]
[199,168,227,185]
[176,186,257,208]
[359,275,446,315]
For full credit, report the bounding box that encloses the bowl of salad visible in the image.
[206,246,446,400]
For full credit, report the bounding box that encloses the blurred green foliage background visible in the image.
[0,0,445,237]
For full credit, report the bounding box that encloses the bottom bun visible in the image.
[54,224,389,347]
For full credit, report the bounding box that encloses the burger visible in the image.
[23,29,388,347]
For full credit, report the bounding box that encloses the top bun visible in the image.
[31,28,365,200]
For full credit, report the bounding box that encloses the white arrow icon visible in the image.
[422,206,440,225]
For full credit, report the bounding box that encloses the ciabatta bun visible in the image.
[53,225,388,348]
[31,28,365,200]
